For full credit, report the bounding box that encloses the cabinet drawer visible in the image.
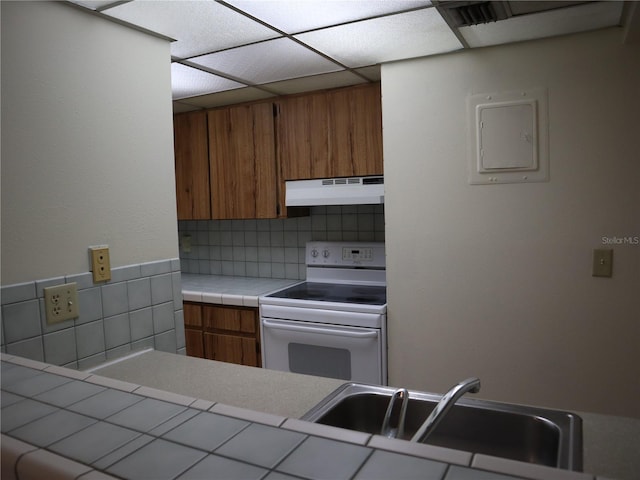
[203,305,257,334]
[183,302,203,328]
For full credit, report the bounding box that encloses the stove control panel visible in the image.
[306,242,385,268]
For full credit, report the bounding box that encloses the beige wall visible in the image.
[1,1,178,284]
[382,28,640,418]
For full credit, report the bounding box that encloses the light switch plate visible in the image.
[592,249,613,277]
[44,282,79,324]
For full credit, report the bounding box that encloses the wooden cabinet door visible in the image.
[208,103,277,219]
[202,305,260,367]
[328,83,383,177]
[203,333,259,367]
[183,302,204,358]
[277,92,331,181]
[173,111,211,220]
[277,84,383,183]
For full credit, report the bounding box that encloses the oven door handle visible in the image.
[262,319,379,339]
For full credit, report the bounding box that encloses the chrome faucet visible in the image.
[411,377,481,443]
[380,388,409,439]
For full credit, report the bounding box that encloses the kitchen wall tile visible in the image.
[151,274,173,305]
[43,364,91,381]
[129,308,153,341]
[1,391,26,408]
[131,337,155,351]
[110,264,141,283]
[101,283,128,318]
[106,344,132,360]
[276,436,371,480]
[210,403,285,427]
[6,337,45,363]
[43,328,77,366]
[127,278,151,311]
[155,330,177,353]
[77,470,121,480]
[10,409,96,447]
[66,272,94,290]
[174,310,185,349]
[35,277,66,298]
[1,282,36,305]
[263,472,304,480]
[76,288,103,325]
[107,438,206,480]
[163,411,249,451]
[76,320,106,359]
[153,302,175,334]
[3,300,42,343]
[172,272,183,311]
[140,260,172,277]
[367,435,472,466]
[471,454,593,480]
[77,352,107,371]
[104,314,131,350]
[178,205,384,280]
[178,454,268,480]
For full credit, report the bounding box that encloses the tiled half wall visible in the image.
[178,205,385,279]
[0,259,185,369]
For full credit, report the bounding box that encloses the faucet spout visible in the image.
[411,377,481,443]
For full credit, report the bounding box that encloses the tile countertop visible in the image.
[180,273,301,307]
[2,353,631,480]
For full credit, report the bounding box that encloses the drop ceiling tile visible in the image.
[101,0,280,58]
[263,70,367,96]
[295,8,462,69]
[171,63,245,100]
[227,0,432,34]
[355,65,382,82]
[189,37,342,86]
[68,1,120,10]
[460,1,625,48]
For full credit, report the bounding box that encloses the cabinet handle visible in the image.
[262,319,378,339]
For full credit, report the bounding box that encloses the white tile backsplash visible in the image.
[0,258,183,367]
[178,205,385,279]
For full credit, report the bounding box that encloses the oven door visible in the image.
[261,318,383,385]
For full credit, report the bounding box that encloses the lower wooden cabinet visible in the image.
[183,302,261,367]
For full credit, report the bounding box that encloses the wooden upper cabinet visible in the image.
[328,83,383,177]
[277,91,331,181]
[173,111,211,220]
[208,103,277,219]
[277,83,383,182]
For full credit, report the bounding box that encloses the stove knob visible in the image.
[322,249,330,258]
[310,249,319,258]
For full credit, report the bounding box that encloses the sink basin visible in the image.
[302,383,582,470]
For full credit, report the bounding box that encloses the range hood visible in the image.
[285,176,384,207]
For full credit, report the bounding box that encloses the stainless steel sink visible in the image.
[302,383,583,471]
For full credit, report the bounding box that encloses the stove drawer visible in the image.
[261,318,384,385]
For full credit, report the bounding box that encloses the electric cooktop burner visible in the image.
[267,282,387,306]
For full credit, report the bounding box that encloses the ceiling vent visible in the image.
[435,1,590,28]
[437,1,510,27]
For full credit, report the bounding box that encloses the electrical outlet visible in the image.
[90,245,111,282]
[44,283,79,324]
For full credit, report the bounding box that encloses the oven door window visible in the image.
[288,343,351,380]
[261,318,382,384]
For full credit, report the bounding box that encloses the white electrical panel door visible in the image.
[467,87,548,185]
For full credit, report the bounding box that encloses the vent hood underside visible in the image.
[285,176,384,207]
